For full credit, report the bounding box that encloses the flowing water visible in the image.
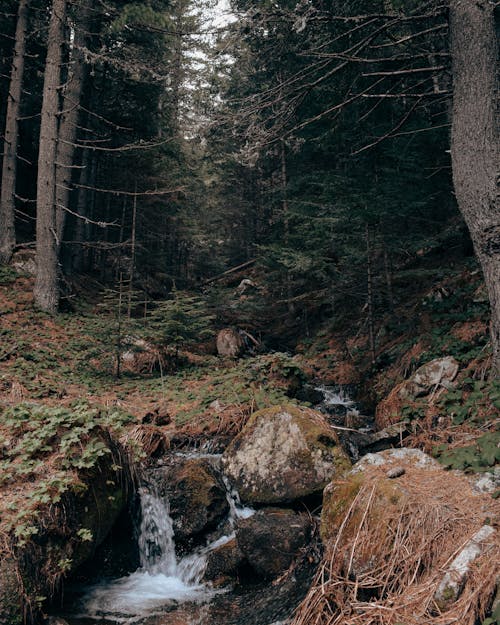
[64,472,256,624]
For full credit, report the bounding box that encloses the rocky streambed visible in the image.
[3,381,498,625]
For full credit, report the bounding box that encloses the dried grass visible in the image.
[291,465,499,625]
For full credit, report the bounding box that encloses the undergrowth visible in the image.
[0,402,133,545]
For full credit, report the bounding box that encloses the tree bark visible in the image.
[55,1,92,247]
[449,0,499,375]
[0,0,29,263]
[34,0,67,314]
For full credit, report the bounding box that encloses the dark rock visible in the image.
[236,508,312,579]
[292,384,324,405]
[204,538,244,581]
[222,404,351,505]
[155,457,229,540]
[141,403,171,426]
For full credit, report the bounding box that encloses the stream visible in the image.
[53,386,359,625]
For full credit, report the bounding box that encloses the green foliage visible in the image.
[0,264,20,285]
[438,379,500,425]
[147,289,214,356]
[433,431,500,473]
[0,402,132,545]
[161,352,306,425]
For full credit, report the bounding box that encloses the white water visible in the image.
[80,487,211,621]
[314,384,355,410]
[79,476,254,622]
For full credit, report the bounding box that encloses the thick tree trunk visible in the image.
[449,0,499,376]
[34,0,67,314]
[55,1,91,246]
[0,0,29,263]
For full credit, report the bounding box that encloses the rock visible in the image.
[434,525,496,609]
[236,508,312,579]
[401,356,459,398]
[236,278,257,295]
[1,433,128,624]
[216,328,245,358]
[0,559,23,625]
[222,404,351,505]
[386,466,405,478]
[10,248,36,276]
[293,384,325,405]
[204,537,244,581]
[342,422,410,461]
[155,457,229,540]
[376,356,459,428]
[320,447,498,619]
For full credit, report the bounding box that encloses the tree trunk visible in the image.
[55,1,92,247]
[34,0,67,314]
[0,0,29,263]
[449,0,499,375]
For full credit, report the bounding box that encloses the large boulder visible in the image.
[314,448,498,625]
[216,328,244,358]
[0,434,128,625]
[236,508,312,579]
[222,404,351,505]
[401,356,459,398]
[376,356,459,428]
[155,457,229,540]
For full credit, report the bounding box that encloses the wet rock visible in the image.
[434,525,496,609]
[217,328,245,358]
[156,457,229,540]
[293,384,324,405]
[222,404,351,505]
[0,559,23,625]
[204,537,244,581]
[236,508,312,579]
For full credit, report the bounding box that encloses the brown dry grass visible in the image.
[291,465,499,625]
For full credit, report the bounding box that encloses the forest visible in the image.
[0,1,498,625]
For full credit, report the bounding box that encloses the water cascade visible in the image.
[77,470,255,622]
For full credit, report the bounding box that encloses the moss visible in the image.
[320,473,404,544]
[0,559,23,625]
[224,404,351,505]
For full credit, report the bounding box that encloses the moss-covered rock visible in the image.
[320,448,440,543]
[222,404,351,504]
[1,432,129,624]
[155,457,229,540]
[0,559,23,625]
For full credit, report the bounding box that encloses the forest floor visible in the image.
[0,255,498,550]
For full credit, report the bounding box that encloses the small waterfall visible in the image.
[76,467,255,622]
[137,486,177,575]
[79,484,212,621]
